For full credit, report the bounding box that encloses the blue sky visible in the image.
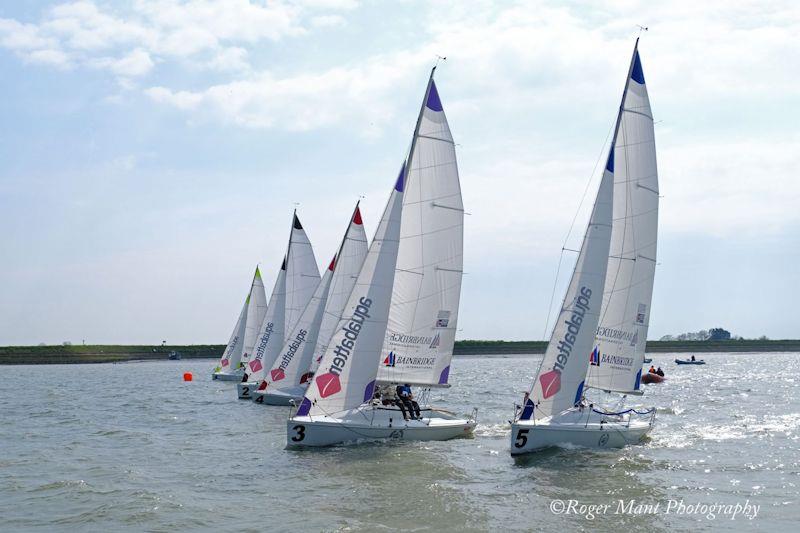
[1,1,798,345]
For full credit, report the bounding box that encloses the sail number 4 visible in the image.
[514,429,529,448]
[291,425,306,442]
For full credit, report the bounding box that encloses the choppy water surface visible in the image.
[1,353,798,531]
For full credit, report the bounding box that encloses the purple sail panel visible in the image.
[438,365,450,384]
[363,380,376,403]
[631,50,645,84]
[426,80,443,112]
[296,397,312,416]
[394,162,406,192]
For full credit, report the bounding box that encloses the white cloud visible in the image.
[0,0,357,76]
[310,14,346,27]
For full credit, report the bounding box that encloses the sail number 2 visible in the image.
[291,425,306,442]
[514,429,529,448]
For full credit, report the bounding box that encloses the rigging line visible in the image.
[541,117,616,342]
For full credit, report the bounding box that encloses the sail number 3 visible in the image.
[292,425,306,442]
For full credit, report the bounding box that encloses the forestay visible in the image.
[586,41,658,394]
[377,80,464,388]
[521,155,615,421]
[309,204,369,374]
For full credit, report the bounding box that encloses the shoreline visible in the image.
[1,339,798,365]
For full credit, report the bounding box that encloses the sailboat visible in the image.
[236,212,320,398]
[286,69,476,447]
[510,40,657,454]
[212,266,267,381]
[252,203,368,405]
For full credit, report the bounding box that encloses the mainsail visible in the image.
[217,295,248,371]
[308,204,369,374]
[246,258,287,381]
[284,213,320,336]
[377,79,464,387]
[248,212,320,382]
[586,40,659,394]
[263,258,335,391]
[521,154,615,421]
[241,266,267,365]
[297,70,446,417]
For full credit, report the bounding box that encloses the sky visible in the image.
[1,0,798,345]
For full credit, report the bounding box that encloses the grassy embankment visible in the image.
[1,339,799,364]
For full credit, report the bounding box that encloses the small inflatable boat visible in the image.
[675,358,705,365]
[642,372,665,384]
[643,358,652,364]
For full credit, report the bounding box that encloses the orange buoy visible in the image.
[183,372,193,382]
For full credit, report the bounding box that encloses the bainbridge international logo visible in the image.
[383,352,396,367]
[429,333,440,349]
[590,346,600,366]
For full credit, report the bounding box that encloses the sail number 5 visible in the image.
[291,425,306,442]
[514,429,529,448]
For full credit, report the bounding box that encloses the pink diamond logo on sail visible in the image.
[221,359,229,367]
[249,359,263,373]
[270,368,285,381]
[589,346,600,366]
[539,370,561,399]
[316,372,341,398]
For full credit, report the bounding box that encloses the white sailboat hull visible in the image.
[237,381,258,399]
[253,386,304,406]
[510,407,654,455]
[211,369,244,381]
[286,405,476,447]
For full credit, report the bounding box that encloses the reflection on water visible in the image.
[0,352,798,531]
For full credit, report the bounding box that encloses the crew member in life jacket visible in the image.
[396,383,421,421]
[648,365,657,374]
[656,367,665,377]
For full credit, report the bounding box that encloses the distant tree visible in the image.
[62,341,72,346]
[38,342,46,346]
[708,328,731,341]
[758,335,769,341]
[659,335,675,341]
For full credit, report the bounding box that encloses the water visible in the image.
[1,353,798,531]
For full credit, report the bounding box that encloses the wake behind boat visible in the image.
[287,68,476,447]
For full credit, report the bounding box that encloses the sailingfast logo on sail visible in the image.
[315,297,372,398]
[248,322,274,373]
[271,329,307,381]
[539,287,593,399]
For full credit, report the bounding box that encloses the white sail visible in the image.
[245,259,287,381]
[378,80,464,387]
[586,42,659,394]
[309,204,369,374]
[285,213,320,336]
[296,166,406,417]
[241,266,267,365]
[263,258,335,391]
[217,296,248,371]
[521,156,615,421]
